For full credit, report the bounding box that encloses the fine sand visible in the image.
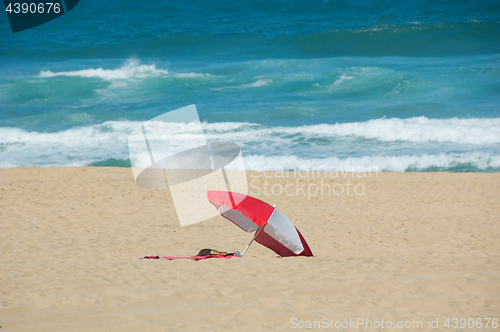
[0,167,499,331]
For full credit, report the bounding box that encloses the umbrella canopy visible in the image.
[207,190,313,257]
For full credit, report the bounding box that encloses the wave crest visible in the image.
[1,117,499,170]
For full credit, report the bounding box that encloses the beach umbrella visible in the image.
[207,190,313,257]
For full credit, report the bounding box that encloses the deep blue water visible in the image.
[1,0,499,171]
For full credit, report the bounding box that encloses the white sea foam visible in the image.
[40,59,168,80]
[328,74,354,91]
[172,72,211,78]
[2,117,499,147]
[243,152,500,172]
[212,78,272,90]
[244,79,271,88]
[1,117,499,169]
[39,59,209,81]
[308,117,500,144]
[203,117,500,145]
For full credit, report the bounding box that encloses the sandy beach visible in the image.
[1,167,499,331]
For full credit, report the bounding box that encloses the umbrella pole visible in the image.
[241,225,263,256]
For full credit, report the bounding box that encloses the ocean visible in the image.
[1,0,499,171]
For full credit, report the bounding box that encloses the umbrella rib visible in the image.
[240,204,276,256]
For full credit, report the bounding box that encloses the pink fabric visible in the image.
[142,254,240,261]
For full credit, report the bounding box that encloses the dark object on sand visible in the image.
[197,248,236,257]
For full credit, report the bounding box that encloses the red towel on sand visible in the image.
[142,254,240,261]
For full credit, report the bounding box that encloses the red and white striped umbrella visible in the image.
[207,190,313,257]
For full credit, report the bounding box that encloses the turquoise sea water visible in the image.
[1,0,499,171]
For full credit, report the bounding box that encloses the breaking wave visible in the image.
[1,117,499,171]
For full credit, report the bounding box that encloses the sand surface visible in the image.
[1,167,499,331]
